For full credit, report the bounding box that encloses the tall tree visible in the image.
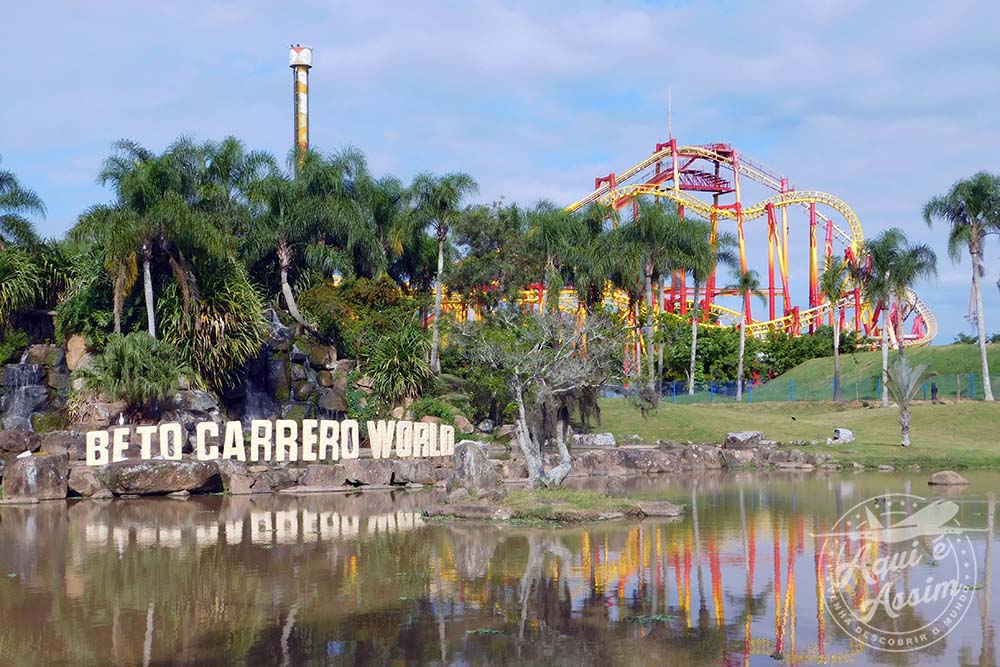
[924,172,1000,402]
[820,259,851,402]
[729,269,764,402]
[0,156,45,250]
[526,201,577,314]
[410,172,479,373]
[864,228,937,406]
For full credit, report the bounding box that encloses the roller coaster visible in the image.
[446,138,936,348]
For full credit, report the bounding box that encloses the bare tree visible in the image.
[457,312,624,488]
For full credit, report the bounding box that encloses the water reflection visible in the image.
[0,473,996,666]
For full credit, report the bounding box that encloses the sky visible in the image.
[3,0,999,344]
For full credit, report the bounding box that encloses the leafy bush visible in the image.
[54,251,120,349]
[345,368,376,424]
[299,276,424,359]
[364,326,433,405]
[0,328,29,363]
[0,247,43,326]
[158,258,268,391]
[75,332,194,411]
[410,397,455,425]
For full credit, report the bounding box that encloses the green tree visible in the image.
[820,259,851,402]
[728,269,765,402]
[526,201,576,314]
[863,229,937,406]
[410,172,479,373]
[924,172,1000,402]
[885,356,936,447]
[0,156,44,250]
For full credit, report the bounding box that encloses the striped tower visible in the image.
[288,45,313,170]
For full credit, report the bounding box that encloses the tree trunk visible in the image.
[833,304,841,402]
[688,282,700,395]
[113,265,126,335]
[736,320,746,401]
[899,406,910,446]
[644,263,655,394]
[142,241,156,339]
[513,384,570,489]
[881,308,889,408]
[971,247,995,401]
[430,236,445,374]
[277,240,305,324]
[656,277,665,386]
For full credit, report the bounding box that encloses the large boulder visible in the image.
[97,460,221,495]
[2,453,68,500]
[928,470,970,486]
[0,430,39,461]
[317,386,347,413]
[25,344,66,369]
[68,465,109,497]
[299,464,343,487]
[65,334,89,371]
[453,414,475,434]
[38,431,87,460]
[171,390,219,413]
[476,418,495,434]
[724,431,762,450]
[446,440,500,496]
[571,432,617,448]
[307,345,338,370]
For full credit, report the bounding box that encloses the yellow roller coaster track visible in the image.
[561,143,937,347]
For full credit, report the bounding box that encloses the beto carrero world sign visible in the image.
[86,418,456,466]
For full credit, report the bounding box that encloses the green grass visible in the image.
[751,343,1000,402]
[598,398,1000,469]
[501,488,639,520]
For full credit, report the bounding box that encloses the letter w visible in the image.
[367,420,396,459]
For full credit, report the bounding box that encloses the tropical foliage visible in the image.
[885,356,936,447]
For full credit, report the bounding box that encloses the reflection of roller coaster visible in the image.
[446,139,935,347]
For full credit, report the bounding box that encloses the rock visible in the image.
[493,424,514,439]
[167,490,190,499]
[390,406,406,420]
[2,453,69,500]
[500,458,528,480]
[636,500,683,517]
[25,344,66,369]
[317,370,335,387]
[171,390,219,414]
[38,431,86,460]
[68,466,108,497]
[852,462,865,471]
[292,381,315,401]
[98,460,221,495]
[317,387,347,413]
[424,504,513,521]
[445,487,470,504]
[307,345,338,370]
[721,449,755,467]
[266,309,294,350]
[47,371,69,390]
[419,415,442,425]
[91,488,114,500]
[724,431,762,450]
[476,419,495,434]
[928,470,970,486]
[89,400,128,427]
[299,464,343,487]
[877,465,895,472]
[355,375,375,394]
[446,440,501,496]
[393,459,439,485]
[454,414,474,434]
[0,430,39,461]
[289,344,308,363]
[65,335,89,371]
[571,432,617,448]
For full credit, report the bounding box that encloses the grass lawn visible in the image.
[751,343,1000,401]
[597,397,1000,469]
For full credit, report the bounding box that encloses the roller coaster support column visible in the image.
[824,219,834,325]
[733,151,751,322]
[808,203,818,333]
[781,179,790,281]
[705,162,721,321]
[766,203,777,322]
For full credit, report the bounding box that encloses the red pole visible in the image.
[767,204,777,322]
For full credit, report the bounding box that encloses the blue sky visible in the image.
[3,0,999,344]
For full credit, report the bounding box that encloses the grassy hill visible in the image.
[598,399,1000,469]
[750,343,1000,402]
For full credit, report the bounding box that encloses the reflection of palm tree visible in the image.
[979,494,995,667]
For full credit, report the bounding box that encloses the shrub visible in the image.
[0,328,29,364]
[75,332,194,411]
[364,326,433,405]
[410,397,455,425]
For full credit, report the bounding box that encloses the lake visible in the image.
[0,471,995,666]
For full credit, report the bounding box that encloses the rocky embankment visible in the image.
[0,427,842,505]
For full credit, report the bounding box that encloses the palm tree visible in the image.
[676,221,736,394]
[245,148,368,331]
[358,173,410,275]
[924,172,1000,402]
[863,229,937,406]
[729,269,764,402]
[885,356,936,446]
[820,259,851,402]
[0,156,45,250]
[410,172,479,374]
[526,201,577,314]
